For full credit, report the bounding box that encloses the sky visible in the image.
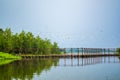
[0,0,120,48]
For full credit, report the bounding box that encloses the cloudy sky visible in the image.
[0,0,120,48]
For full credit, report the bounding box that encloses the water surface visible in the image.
[0,56,120,80]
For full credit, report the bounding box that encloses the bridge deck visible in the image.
[20,54,120,59]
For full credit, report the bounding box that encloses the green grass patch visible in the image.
[0,59,16,66]
[0,52,22,60]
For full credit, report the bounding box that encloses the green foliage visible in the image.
[0,28,60,54]
[0,52,21,59]
[116,48,120,54]
[52,42,60,54]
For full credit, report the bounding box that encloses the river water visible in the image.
[0,56,120,80]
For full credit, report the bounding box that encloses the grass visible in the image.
[0,59,16,65]
[0,52,22,60]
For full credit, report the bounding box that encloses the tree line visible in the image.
[0,28,60,54]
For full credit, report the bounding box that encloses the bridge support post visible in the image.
[78,48,79,57]
[71,48,73,58]
[114,48,116,54]
[82,48,83,56]
[64,48,66,54]
[108,48,110,55]
[104,48,105,55]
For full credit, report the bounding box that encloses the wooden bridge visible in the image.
[20,48,120,59]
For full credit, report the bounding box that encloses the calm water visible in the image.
[0,56,120,80]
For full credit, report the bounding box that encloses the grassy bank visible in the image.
[0,52,21,60]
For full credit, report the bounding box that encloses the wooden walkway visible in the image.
[20,54,120,59]
[19,48,120,59]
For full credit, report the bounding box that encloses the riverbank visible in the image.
[0,52,22,60]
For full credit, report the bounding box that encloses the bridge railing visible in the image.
[59,48,117,55]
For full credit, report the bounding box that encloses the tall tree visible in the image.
[0,28,3,33]
[52,42,60,54]
[19,30,27,54]
[0,28,4,51]
[12,33,19,53]
[26,32,34,53]
[3,28,13,53]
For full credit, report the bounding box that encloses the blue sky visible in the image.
[0,0,120,48]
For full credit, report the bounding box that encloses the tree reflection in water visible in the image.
[0,58,59,80]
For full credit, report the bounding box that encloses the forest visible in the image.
[0,28,60,54]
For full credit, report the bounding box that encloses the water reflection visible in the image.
[59,56,120,66]
[0,57,120,80]
[0,58,59,80]
[0,59,15,66]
